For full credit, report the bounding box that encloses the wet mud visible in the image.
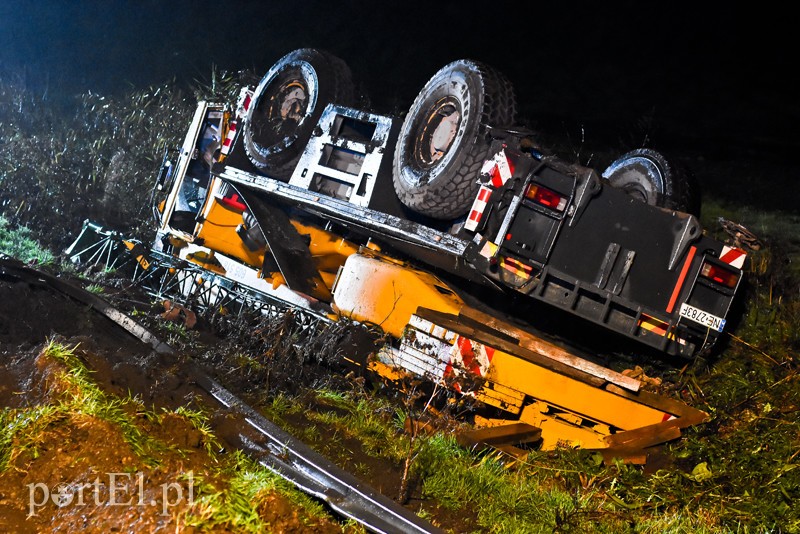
[0,268,457,531]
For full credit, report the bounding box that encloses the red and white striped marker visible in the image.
[719,245,746,269]
[466,149,516,232]
[443,336,496,392]
[236,88,253,119]
[221,89,254,158]
[480,149,515,188]
[220,120,237,157]
[464,185,493,231]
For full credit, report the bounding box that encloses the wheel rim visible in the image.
[277,81,308,121]
[605,156,665,206]
[414,96,462,170]
[619,178,650,204]
[249,70,309,149]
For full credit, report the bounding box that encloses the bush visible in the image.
[0,69,247,251]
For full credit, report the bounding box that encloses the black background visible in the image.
[1,1,797,169]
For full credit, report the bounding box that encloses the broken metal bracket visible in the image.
[241,190,333,302]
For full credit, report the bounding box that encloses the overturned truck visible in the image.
[133,49,745,454]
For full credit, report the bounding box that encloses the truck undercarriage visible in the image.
[133,48,746,447]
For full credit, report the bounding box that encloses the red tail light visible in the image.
[700,262,739,288]
[524,184,567,212]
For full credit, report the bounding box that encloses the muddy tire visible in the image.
[601,148,699,215]
[392,60,517,219]
[243,48,355,180]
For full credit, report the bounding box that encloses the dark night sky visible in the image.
[1,1,797,158]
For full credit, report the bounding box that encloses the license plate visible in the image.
[679,303,726,332]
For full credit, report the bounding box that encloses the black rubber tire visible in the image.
[243,48,355,180]
[392,60,517,220]
[601,148,699,215]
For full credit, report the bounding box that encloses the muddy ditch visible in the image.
[0,276,352,532]
[0,264,471,531]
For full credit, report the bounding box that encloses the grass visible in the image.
[256,300,799,533]
[201,216,799,532]
[260,388,624,532]
[84,283,105,294]
[0,341,343,532]
[0,216,54,264]
[1,219,795,531]
[173,405,223,457]
[0,404,63,469]
[262,388,411,465]
[7,340,169,466]
[182,451,345,533]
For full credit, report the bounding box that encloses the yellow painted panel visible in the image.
[195,198,360,285]
[195,199,263,268]
[332,254,463,339]
[484,350,667,431]
[475,413,607,450]
[534,417,608,450]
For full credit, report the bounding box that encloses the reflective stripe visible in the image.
[447,336,495,379]
[480,149,515,188]
[500,256,533,280]
[236,88,254,119]
[638,314,669,336]
[637,314,686,345]
[720,246,746,269]
[221,121,238,155]
[666,246,696,314]
[493,150,513,186]
[464,185,493,231]
[488,150,514,187]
